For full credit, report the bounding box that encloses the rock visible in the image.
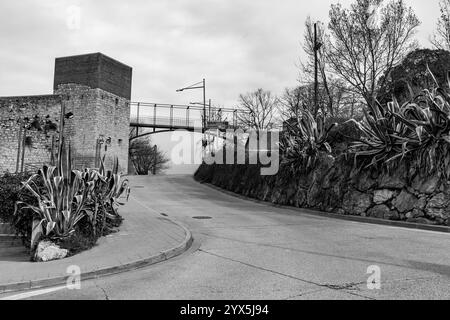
[392,190,418,213]
[353,170,377,192]
[412,175,440,195]
[307,181,323,207]
[378,163,409,189]
[406,209,425,220]
[367,205,399,220]
[34,241,69,262]
[378,172,406,189]
[342,190,373,215]
[384,210,400,221]
[322,167,338,190]
[427,193,448,207]
[415,197,427,210]
[373,190,396,204]
[285,184,297,201]
[294,189,307,208]
[425,193,450,219]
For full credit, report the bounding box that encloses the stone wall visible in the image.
[0,85,130,174]
[195,154,450,226]
[0,95,62,172]
[0,53,132,174]
[55,84,130,172]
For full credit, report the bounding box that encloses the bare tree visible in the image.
[129,138,170,175]
[326,0,420,108]
[279,85,325,120]
[237,89,279,130]
[431,0,450,50]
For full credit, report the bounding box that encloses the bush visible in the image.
[279,110,336,173]
[349,70,450,176]
[0,172,33,223]
[12,139,130,258]
[0,172,41,246]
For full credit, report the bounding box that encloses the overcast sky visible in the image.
[0,0,442,108]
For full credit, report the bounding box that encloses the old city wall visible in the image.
[0,95,62,173]
[0,84,130,174]
[55,84,130,172]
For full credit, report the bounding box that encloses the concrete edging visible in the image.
[198,179,450,234]
[0,217,194,294]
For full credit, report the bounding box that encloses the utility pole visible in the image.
[203,78,206,131]
[208,99,212,123]
[314,23,319,118]
[152,145,158,175]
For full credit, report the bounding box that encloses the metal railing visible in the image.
[129,102,251,132]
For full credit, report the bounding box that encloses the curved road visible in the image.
[5,175,450,300]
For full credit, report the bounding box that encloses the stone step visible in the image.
[0,223,14,235]
[0,246,28,257]
[0,236,23,248]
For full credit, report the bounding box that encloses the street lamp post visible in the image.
[176,79,207,130]
[190,99,212,122]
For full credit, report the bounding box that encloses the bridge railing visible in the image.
[129,102,252,131]
[129,116,200,129]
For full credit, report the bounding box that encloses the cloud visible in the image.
[0,0,442,107]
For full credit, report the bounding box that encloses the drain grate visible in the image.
[192,216,212,220]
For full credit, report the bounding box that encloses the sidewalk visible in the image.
[0,178,193,293]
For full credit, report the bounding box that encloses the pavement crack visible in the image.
[198,249,376,300]
[323,282,364,291]
[95,282,110,301]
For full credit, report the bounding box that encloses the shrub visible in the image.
[349,69,450,177]
[14,140,130,256]
[0,172,35,223]
[279,110,336,173]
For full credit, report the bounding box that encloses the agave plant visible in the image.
[280,110,336,172]
[82,156,130,236]
[14,138,130,248]
[349,67,450,177]
[14,140,93,242]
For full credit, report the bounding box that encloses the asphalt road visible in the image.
[3,175,450,300]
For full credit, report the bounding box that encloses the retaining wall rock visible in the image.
[195,154,450,226]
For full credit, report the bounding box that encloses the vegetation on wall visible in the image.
[349,70,450,177]
[279,110,336,173]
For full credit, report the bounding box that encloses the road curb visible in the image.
[198,179,450,234]
[0,217,194,294]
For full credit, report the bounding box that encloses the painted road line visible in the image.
[1,285,67,300]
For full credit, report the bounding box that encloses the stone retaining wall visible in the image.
[195,154,450,226]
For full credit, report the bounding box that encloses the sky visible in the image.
[0,0,443,174]
[0,0,442,109]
